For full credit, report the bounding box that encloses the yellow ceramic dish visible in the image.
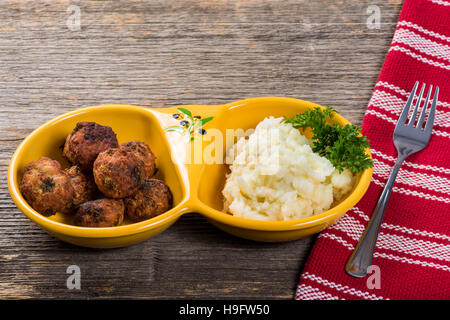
[8,97,373,248]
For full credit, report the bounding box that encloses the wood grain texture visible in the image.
[0,0,402,299]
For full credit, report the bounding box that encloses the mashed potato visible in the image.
[222,117,354,221]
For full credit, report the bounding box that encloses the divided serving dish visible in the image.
[8,97,373,248]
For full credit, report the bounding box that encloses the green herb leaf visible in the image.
[283,106,373,173]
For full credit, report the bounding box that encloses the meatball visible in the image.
[93,147,146,198]
[19,157,74,216]
[124,179,173,222]
[63,122,119,171]
[64,165,98,209]
[74,198,124,227]
[120,141,156,178]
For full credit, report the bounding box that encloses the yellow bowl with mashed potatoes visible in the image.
[194,97,373,242]
[8,97,372,247]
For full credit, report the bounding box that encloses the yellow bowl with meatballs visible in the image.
[8,97,373,248]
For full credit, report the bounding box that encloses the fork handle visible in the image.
[345,157,404,278]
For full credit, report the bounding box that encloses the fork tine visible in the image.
[416,85,432,129]
[397,81,419,126]
[424,87,439,135]
[408,83,426,126]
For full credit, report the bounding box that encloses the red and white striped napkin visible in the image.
[296,0,450,300]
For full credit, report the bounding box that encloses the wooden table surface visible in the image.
[0,0,403,299]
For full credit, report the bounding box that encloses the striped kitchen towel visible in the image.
[296,0,450,300]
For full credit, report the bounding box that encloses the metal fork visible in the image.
[345,81,439,278]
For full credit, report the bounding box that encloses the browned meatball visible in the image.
[120,141,156,178]
[19,157,74,216]
[63,122,119,171]
[124,179,173,222]
[74,198,124,227]
[93,147,146,198]
[64,165,98,209]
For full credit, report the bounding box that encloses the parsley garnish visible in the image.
[283,106,373,173]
